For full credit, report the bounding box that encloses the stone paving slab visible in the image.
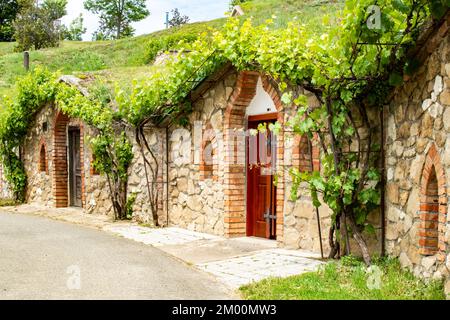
[104,225,221,246]
[197,249,324,288]
[159,236,278,264]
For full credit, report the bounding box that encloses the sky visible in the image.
[61,0,231,41]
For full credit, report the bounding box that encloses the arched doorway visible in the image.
[419,144,447,259]
[223,72,284,240]
[53,111,85,208]
[247,112,278,239]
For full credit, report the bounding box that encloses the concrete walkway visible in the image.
[3,204,325,289]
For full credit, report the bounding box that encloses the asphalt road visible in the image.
[0,211,234,300]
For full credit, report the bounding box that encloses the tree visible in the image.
[0,0,29,41]
[62,14,87,41]
[84,0,150,40]
[13,0,67,51]
[41,0,68,21]
[168,8,189,28]
[14,7,54,51]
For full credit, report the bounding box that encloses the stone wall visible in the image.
[166,70,236,235]
[0,164,11,199]
[281,92,382,256]
[385,17,449,291]
[127,127,167,225]
[282,89,332,253]
[23,104,57,206]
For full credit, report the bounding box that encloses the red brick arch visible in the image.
[52,110,86,208]
[38,137,48,174]
[292,134,320,173]
[419,144,447,259]
[223,71,285,238]
[200,123,218,181]
[53,111,70,207]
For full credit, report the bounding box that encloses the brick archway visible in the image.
[419,144,447,259]
[52,111,85,208]
[38,137,48,174]
[292,134,320,173]
[53,111,70,207]
[200,123,218,181]
[223,71,284,238]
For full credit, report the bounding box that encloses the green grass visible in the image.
[241,0,343,30]
[240,257,446,300]
[0,42,15,56]
[0,198,18,207]
[0,0,343,98]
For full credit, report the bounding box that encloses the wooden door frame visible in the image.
[246,112,278,238]
[248,112,278,123]
[68,126,81,207]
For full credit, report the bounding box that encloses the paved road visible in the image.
[0,211,234,300]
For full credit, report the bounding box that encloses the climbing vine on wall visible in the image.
[0,67,133,220]
[0,68,57,202]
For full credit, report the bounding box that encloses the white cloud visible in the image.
[61,0,230,41]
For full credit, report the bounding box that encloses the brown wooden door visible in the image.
[68,128,82,207]
[247,115,277,239]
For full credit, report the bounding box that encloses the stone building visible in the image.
[384,13,450,290]
[21,75,168,223]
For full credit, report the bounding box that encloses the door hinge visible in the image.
[264,209,276,223]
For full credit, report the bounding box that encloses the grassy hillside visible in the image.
[0,42,15,57]
[0,0,343,98]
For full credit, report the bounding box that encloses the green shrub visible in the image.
[0,198,18,207]
[126,192,138,219]
[144,33,198,64]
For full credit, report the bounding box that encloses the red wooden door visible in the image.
[247,114,277,239]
